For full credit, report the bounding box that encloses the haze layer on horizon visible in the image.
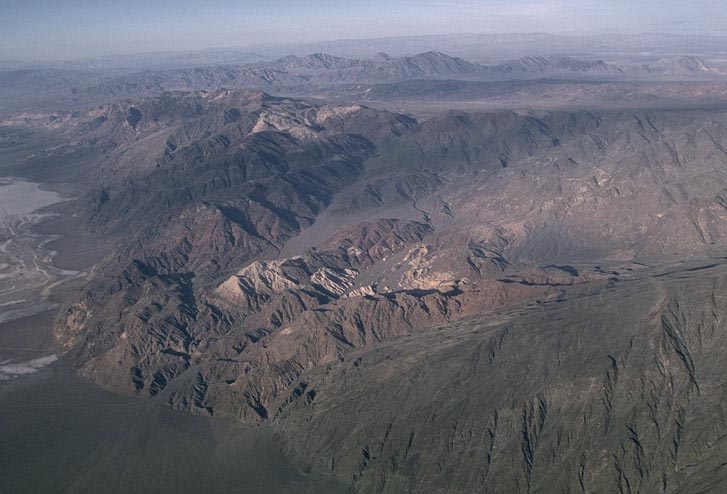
[2,0,727,61]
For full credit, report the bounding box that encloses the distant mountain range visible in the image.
[2,51,726,113]
[84,52,727,92]
[243,32,727,61]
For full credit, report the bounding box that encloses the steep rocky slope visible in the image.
[277,260,727,493]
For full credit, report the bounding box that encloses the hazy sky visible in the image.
[2,0,726,61]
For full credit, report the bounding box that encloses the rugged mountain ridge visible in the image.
[37,91,727,422]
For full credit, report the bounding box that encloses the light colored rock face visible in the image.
[310,267,358,297]
[215,241,470,311]
[215,259,302,305]
[251,110,319,140]
[343,284,377,299]
[315,105,364,125]
[215,257,361,306]
[395,245,457,290]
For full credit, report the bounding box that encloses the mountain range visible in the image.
[2,85,726,491]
